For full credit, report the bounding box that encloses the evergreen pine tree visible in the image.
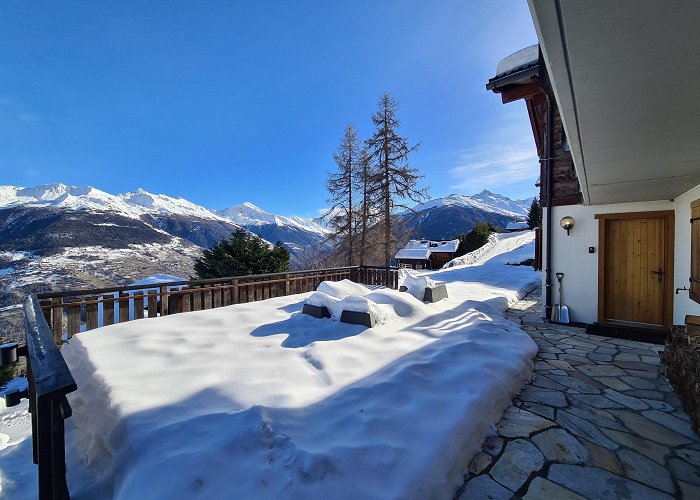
[364,92,428,271]
[527,198,542,229]
[455,222,496,257]
[193,229,290,279]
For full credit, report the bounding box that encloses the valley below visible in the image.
[0,184,534,341]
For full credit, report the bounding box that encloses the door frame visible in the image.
[595,210,675,331]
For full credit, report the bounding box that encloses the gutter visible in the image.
[544,94,554,319]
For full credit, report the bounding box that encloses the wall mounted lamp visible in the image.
[560,216,575,236]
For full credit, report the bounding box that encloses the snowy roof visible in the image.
[394,239,460,260]
[506,221,529,231]
[495,45,539,77]
[394,248,431,260]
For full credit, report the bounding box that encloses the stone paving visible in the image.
[455,287,700,499]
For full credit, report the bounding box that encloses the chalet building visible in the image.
[505,221,529,232]
[487,1,700,333]
[394,239,460,270]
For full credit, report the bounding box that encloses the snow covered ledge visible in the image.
[60,231,539,499]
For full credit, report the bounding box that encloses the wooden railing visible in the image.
[15,265,396,498]
[24,294,77,500]
[36,265,398,345]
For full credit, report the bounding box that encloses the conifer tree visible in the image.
[194,229,290,279]
[527,198,542,229]
[326,123,361,266]
[357,146,377,266]
[364,92,428,270]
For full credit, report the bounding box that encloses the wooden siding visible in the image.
[499,67,582,208]
[528,97,582,207]
[429,252,454,269]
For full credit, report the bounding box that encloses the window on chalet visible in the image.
[692,199,700,303]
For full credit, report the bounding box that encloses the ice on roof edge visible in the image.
[495,44,539,78]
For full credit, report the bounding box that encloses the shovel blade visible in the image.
[558,304,570,324]
[550,305,561,322]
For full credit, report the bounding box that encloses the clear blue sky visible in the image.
[0,1,537,218]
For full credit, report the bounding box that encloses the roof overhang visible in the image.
[528,0,700,205]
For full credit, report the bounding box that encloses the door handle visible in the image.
[651,269,664,282]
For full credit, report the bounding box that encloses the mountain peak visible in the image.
[413,190,534,218]
[473,189,503,198]
[240,201,264,211]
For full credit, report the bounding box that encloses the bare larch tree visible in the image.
[326,123,361,265]
[364,92,428,272]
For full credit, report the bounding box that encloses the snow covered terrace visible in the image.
[4,231,540,499]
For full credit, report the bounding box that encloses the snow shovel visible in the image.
[550,272,570,323]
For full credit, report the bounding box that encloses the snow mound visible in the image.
[402,275,436,301]
[308,280,429,325]
[55,239,540,499]
[316,279,370,299]
[443,230,535,269]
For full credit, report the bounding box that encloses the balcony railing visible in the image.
[18,264,397,498]
[35,265,398,346]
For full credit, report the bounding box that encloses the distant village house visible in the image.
[394,239,459,270]
[505,221,529,232]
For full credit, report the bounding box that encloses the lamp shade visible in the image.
[560,216,575,235]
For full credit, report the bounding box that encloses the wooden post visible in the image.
[192,286,201,311]
[40,300,52,326]
[133,291,145,319]
[213,287,222,308]
[147,290,158,318]
[168,290,180,314]
[51,297,63,345]
[233,279,239,304]
[203,286,213,310]
[85,296,99,330]
[118,292,130,324]
[159,286,169,316]
[66,299,81,338]
[102,295,115,326]
[181,289,191,313]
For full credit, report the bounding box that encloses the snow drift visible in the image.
[56,231,539,499]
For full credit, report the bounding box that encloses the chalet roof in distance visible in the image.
[506,221,529,231]
[486,44,539,92]
[394,239,460,260]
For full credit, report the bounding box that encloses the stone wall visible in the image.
[661,316,700,432]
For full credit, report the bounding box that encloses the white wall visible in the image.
[673,184,700,323]
[542,200,675,324]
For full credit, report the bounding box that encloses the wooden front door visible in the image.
[596,211,674,331]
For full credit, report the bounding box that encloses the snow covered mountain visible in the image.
[414,190,534,219]
[0,184,230,221]
[402,190,536,240]
[218,202,330,256]
[218,202,329,235]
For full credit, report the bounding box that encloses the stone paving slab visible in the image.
[455,287,700,499]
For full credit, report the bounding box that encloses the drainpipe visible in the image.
[544,94,554,319]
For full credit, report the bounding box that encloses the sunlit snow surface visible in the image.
[2,231,539,499]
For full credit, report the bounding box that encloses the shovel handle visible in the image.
[555,272,564,281]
